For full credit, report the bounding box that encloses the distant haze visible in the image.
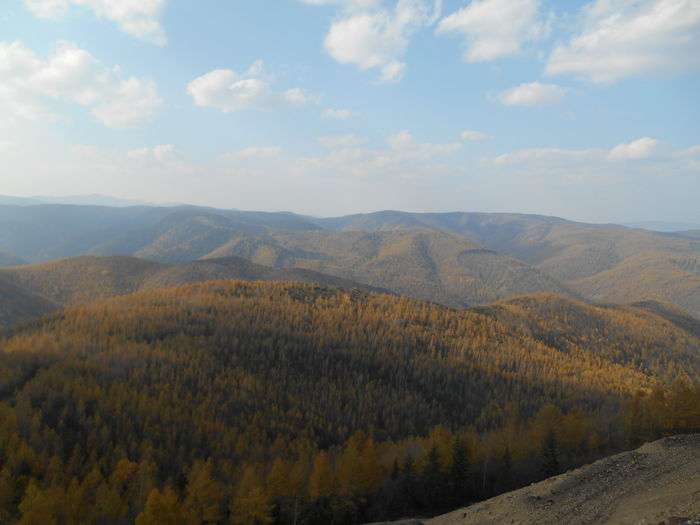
[2,0,699,225]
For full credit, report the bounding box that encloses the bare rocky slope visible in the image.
[381,434,700,525]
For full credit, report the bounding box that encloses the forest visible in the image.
[0,280,698,524]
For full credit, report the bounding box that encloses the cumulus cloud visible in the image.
[608,137,658,160]
[23,0,169,46]
[492,147,600,166]
[546,0,700,83]
[0,40,162,127]
[299,0,381,8]
[498,82,566,106]
[437,0,548,62]
[490,137,661,167]
[127,144,179,162]
[387,130,462,158]
[679,144,700,158]
[322,108,354,119]
[301,130,462,178]
[305,0,441,82]
[223,147,283,161]
[461,129,491,141]
[187,61,313,113]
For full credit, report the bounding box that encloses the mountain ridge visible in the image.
[1,204,698,317]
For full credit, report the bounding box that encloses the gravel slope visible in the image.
[386,435,700,525]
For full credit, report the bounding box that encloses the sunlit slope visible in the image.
[205,229,574,307]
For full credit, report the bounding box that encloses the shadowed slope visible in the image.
[0,255,384,326]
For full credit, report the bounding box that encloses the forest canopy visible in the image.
[0,280,698,524]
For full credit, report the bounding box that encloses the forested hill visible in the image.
[0,280,698,523]
[0,255,385,328]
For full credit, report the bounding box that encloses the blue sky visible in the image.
[1,0,699,222]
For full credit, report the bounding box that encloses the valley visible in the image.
[1,205,699,318]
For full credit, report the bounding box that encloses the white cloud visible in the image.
[322,108,353,119]
[186,61,312,113]
[492,147,600,166]
[387,130,462,158]
[318,134,365,148]
[461,129,491,141]
[299,0,381,8]
[224,147,283,161]
[498,81,566,106]
[309,0,441,82]
[490,137,660,166]
[437,0,548,62]
[127,144,179,162]
[301,130,461,178]
[0,40,162,128]
[23,0,168,46]
[679,144,700,158]
[608,137,658,160]
[546,0,700,83]
[0,140,17,154]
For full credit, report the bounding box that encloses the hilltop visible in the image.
[0,204,698,316]
[0,255,383,326]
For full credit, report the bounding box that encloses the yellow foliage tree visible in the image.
[230,466,273,525]
[135,487,188,525]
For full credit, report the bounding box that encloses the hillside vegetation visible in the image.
[1,204,698,316]
[203,229,572,307]
[0,281,698,523]
[0,256,382,325]
[0,277,55,329]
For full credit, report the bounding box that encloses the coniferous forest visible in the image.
[0,280,698,524]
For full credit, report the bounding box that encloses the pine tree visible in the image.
[541,430,560,478]
[449,438,470,506]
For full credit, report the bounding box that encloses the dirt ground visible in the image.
[383,434,700,525]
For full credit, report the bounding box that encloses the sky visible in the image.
[0,0,699,222]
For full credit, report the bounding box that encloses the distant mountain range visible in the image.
[623,220,700,232]
[0,193,161,207]
[0,203,698,318]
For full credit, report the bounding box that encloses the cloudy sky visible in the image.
[1,0,699,222]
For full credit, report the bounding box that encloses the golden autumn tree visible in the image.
[309,451,334,499]
[230,465,273,525]
[184,460,225,524]
[135,487,188,525]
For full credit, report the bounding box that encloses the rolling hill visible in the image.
[1,204,698,317]
[0,275,56,330]
[0,255,384,326]
[202,228,574,307]
[0,281,698,523]
[314,211,700,317]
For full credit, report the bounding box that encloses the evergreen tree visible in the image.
[541,430,560,478]
[449,438,471,506]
